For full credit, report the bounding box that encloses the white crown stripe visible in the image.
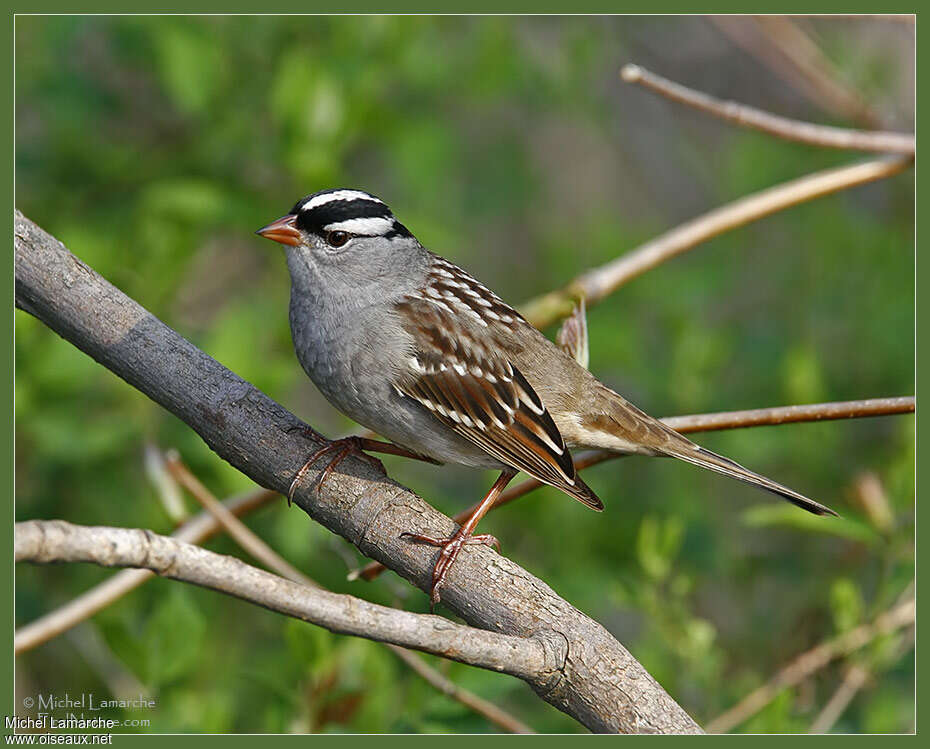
[301,190,385,211]
[323,217,394,235]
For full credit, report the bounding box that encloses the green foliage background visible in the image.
[14,16,914,734]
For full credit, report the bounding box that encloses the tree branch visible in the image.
[165,452,314,585]
[164,451,534,734]
[808,664,870,734]
[519,157,912,329]
[705,597,914,734]
[15,520,553,681]
[14,212,702,733]
[352,397,913,582]
[661,397,914,433]
[14,487,276,654]
[709,16,884,129]
[620,64,914,154]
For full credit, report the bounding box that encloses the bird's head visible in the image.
[257,188,416,256]
[256,189,426,298]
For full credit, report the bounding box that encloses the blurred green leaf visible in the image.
[143,586,208,686]
[830,578,864,634]
[285,618,336,674]
[741,504,882,546]
[154,25,228,117]
[636,514,685,581]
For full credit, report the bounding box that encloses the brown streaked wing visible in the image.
[394,287,603,511]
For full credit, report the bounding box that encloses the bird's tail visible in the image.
[664,444,838,517]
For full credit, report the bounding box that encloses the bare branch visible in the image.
[519,157,912,329]
[165,451,533,733]
[15,520,553,681]
[808,630,914,734]
[14,212,701,733]
[165,452,314,586]
[705,597,914,734]
[14,488,276,654]
[620,64,913,154]
[661,396,914,433]
[754,16,884,128]
[710,16,884,128]
[352,397,913,582]
[390,650,535,734]
[808,664,870,734]
[144,443,189,523]
[851,472,895,534]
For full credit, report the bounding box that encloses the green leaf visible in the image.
[830,578,864,634]
[636,514,685,581]
[143,586,208,686]
[741,504,881,546]
[284,617,336,673]
[153,25,227,116]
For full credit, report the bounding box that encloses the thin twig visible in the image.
[164,452,533,733]
[14,488,277,655]
[15,520,554,681]
[851,471,895,534]
[390,651,535,734]
[351,397,914,582]
[661,396,915,433]
[143,443,189,524]
[705,597,915,734]
[164,452,313,585]
[519,157,912,329]
[754,16,884,128]
[710,16,883,129]
[620,64,913,154]
[808,664,870,734]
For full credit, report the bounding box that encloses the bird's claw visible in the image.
[401,530,501,608]
[287,436,384,506]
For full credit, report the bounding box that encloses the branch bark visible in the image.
[620,64,914,154]
[14,487,277,654]
[15,466,533,734]
[709,16,884,129]
[808,664,869,734]
[519,157,912,329]
[15,520,553,681]
[14,212,702,733]
[164,451,534,733]
[705,597,914,733]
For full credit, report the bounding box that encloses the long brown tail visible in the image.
[665,445,838,517]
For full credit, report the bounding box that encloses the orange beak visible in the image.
[256,214,301,246]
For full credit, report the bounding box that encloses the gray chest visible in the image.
[290,296,394,408]
[287,292,500,468]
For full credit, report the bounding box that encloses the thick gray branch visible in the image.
[13,211,702,734]
[15,520,550,680]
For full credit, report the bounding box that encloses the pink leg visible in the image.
[288,430,444,507]
[402,469,516,607]
[287,436,385,506]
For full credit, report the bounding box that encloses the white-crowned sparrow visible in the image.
[258,188,836,604]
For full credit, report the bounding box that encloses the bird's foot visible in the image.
[288,435,384,506]
[401,530,500,608]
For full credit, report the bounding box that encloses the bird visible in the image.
[257,188,837,605]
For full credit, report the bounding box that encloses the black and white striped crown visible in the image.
[291,189,412,239]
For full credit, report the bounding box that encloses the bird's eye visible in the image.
[325,230,350,248]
